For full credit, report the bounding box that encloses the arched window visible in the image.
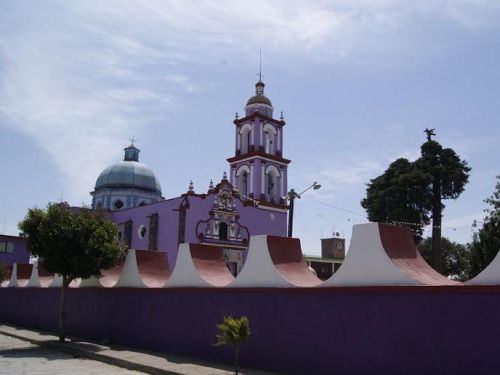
[263,124,277,155]
[240,124,251,154]
[240,172,248,196]
[265,132,272,154]
[236,165,251,197]
[265,165,280,202]
[267,172,276,201]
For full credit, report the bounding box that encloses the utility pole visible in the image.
[287,189,296,238]
[286,182,321,237]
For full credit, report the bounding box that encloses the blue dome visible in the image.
[94,160,162,193]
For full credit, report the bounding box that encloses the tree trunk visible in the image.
[58,276,69,343]
[234,345,240,375]
[432,179,442,273]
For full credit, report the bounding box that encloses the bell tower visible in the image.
[227,80,290,206]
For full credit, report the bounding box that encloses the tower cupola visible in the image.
[245,80,273,117]
[124,144,140,161]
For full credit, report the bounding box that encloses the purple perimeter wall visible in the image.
[1,286,499,374]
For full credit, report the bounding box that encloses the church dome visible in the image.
[95,161,161,193]
[94,145,161,194]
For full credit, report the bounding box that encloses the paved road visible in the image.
[0,333,145,375]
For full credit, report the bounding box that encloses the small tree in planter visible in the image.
[215,316,251,375]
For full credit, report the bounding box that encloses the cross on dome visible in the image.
[124,140,140,162]
[129,137,138,147]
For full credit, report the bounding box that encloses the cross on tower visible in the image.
[258,49,263,82]
[129,137,138,146]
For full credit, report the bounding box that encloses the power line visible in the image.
[313,199,479,231]
[313,199,366,217]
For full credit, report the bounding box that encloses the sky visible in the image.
[1,0,499,255]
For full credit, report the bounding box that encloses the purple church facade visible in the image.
[92,80,289,273]
[109,180,287,270]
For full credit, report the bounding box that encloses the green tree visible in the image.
[361,131,470,271]
[469,176,500,277]
[417,237,471,281]
[215,316,251,375]
[361,158,432,242]
[417,140,470,273]
[18,203,126,342]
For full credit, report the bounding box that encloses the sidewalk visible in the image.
[0,325,280,375]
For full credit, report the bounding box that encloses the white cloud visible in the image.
[318,158,384,190]
[444,0,500,29]
[301,142,420,197]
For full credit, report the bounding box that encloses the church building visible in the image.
[91,80,289,275]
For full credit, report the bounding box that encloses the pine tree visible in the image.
[362,130,470,273]
[417,139,470,272]
[361,158,432,241]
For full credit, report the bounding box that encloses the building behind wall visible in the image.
[0,235,29,266]
[306,237,345,280]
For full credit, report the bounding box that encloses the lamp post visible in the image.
[287,181,321,237]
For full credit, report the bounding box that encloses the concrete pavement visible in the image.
[0,333,143,374]
[0,325,280,375]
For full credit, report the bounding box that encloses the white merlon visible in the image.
[114,249,146,288]
[165,243,212,288]
[7,263,18,288]
[78,276,102,288]
[322,223,459,287]
[26,261,41,287]
[230,235,293,288]
[467,249,500,285]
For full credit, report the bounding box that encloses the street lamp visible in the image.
[286,181,321,237]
